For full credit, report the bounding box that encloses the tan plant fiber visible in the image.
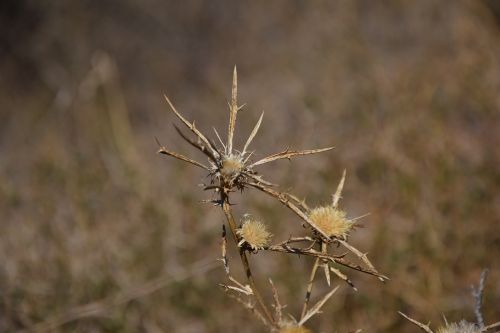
[237,218,272,251]
[436,322,479,333]
[308,206,353,238]
[220,154,244,178]
[279,325,312,333]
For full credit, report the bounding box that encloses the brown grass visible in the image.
[1,1,499,332]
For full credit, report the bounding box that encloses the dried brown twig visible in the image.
[398,312,434,333]
[263,242,387,281]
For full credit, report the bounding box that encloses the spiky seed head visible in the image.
[220,154,244,178]
[236,218,272,250]
[308,206,353,238]
[279,325,312,333]
[436,321,479,333]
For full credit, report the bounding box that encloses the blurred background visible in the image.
[1,1,499,332]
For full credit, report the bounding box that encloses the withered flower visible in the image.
[156,66,333,203]
[237,217,272,251]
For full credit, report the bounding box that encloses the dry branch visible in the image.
[301,257,321,320]
[173,124,219,163]
[156,139,210,170]
[337,239,386,282]
[250,146,334,168]
[245,181,332,240]
[398,312,434,333]
[298,286,339,326]
[164,94,220,159]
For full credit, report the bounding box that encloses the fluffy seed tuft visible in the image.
[308,206,353,238]
[436,321,479,333]
[237,218,272,250]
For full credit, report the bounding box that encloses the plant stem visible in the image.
[221,194,276,327]
[301,256,320,319]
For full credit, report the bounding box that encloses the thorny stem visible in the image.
[221,192,276,328]
[269,279,283,325]
[246,181,332,240]
[263,243,388,280]
[321,241,331,286]
[226,293,271,329]
[483,322,500,331]
[398,312,434,333]
[301,256,321,320]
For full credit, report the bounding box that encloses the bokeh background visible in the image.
[1,1,500,332]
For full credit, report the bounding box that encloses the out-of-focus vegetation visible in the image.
[1,1,499,332]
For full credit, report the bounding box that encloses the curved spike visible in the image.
[332,169,346,208]
[242,111,264,155]
[227,66,238,153]
[250,146,334,168]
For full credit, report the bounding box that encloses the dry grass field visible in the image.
[1,1,499,332]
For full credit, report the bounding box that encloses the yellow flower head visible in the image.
[308,206,353,238]
[237,218,272,250]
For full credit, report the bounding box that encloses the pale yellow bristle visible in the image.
[308,206,353,238]
[237,218,272,250]
[436,322,479,333]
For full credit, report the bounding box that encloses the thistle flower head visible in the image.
[237,217,272,251]
[436,321,479,333]
[308,205,354,238]
[220,154,244,178]
[157,66,334,196]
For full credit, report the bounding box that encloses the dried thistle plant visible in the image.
[399,270,500,333]
[157,67,386,331]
